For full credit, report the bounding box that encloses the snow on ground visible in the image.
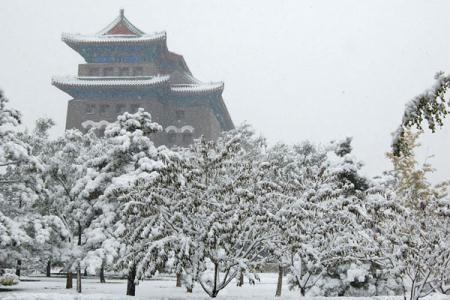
[0,274,448,300]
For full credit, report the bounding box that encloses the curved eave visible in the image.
[170,83,224,96]
[62,32,167,47]
[52,75,170,96]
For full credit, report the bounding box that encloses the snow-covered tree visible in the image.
[124,125,272,298]
[0,90,44,275]
[392,72,450,156]
[41,128,103,289]
[75,108,174,296]
[267,139,373,297]
[171,126,271,297]
[12,119,74,276]
[0,90,29,248]
[6,117,105,287]
[383,130,450,300]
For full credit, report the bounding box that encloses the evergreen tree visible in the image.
[75,108,173,296]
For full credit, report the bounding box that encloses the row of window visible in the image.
[85,103,141,115]
[88,66,144,77]
[93,55,145,64]
[85,104,188,122]
[85,104,187,120]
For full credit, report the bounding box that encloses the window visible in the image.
[122,55,140,63]
[97,126,106,137]
[119,67,130,76]
[182,131,193,144]
[99,104,109,114]
[85,104,96,114]
[103,67,114,76]
[88,68,100,76]
[168,131,177,144]
[176,110,185,120]
[115,104,126,114]
[133,67,143,76]
[130,104,140,113]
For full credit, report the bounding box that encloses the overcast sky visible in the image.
[0,0,449,182]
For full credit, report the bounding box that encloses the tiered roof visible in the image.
[54,10,226,98]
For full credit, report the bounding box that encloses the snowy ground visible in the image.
[0,274,449,300]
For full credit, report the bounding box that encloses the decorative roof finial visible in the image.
[120,8,124,18]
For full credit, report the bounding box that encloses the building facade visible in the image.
[52,9,234,146]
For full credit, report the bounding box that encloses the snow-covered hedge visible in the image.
[0,272,20,286]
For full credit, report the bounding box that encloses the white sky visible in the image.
[0,0,449,182]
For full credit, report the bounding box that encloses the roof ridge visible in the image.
[97,9,145,36]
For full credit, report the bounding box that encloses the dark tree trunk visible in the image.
[207,263,220,297]
[77,264,82,293]
[374,275,380,296]
[77,221,82,246]
[126,264,136,296]
[176,272,182,287]
[275,264,283,297]
[186,286,193,293]
[83,267,87,277]
[76,221,82,293]
[237,271,244,287]
[300,287,306,296]
[66,271,73,289]
[15,260,21,277]
[212,263,218,296]
[46,260,51,277]
[100,263,106,283]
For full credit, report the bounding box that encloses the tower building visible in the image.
[52,9,234,146]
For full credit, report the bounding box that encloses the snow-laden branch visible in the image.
[392,72,450,156]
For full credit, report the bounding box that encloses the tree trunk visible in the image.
[176,272,182,287]
[66,271,73,289]
[126,264,136,296]
[300,287,306,296]
[77,264,82,293]
[83,267,87,277]
[186,286,193,293]
[237,271,244,287]
[100,262,106,283]
[374,275,379,296]
[77,221,82,246]
[46,260,51,277]
[212,263,219,296]
[275,264,283,297]
[76,220,82,293]
[15,260,21,277]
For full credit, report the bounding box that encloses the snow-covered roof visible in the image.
[52,75,170,88]
[170,83,224,95]
[52,75,223,96]
[62,32,166,45]
[62,9,166,46]
[169,71,201,85]
[98,9,145,36]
